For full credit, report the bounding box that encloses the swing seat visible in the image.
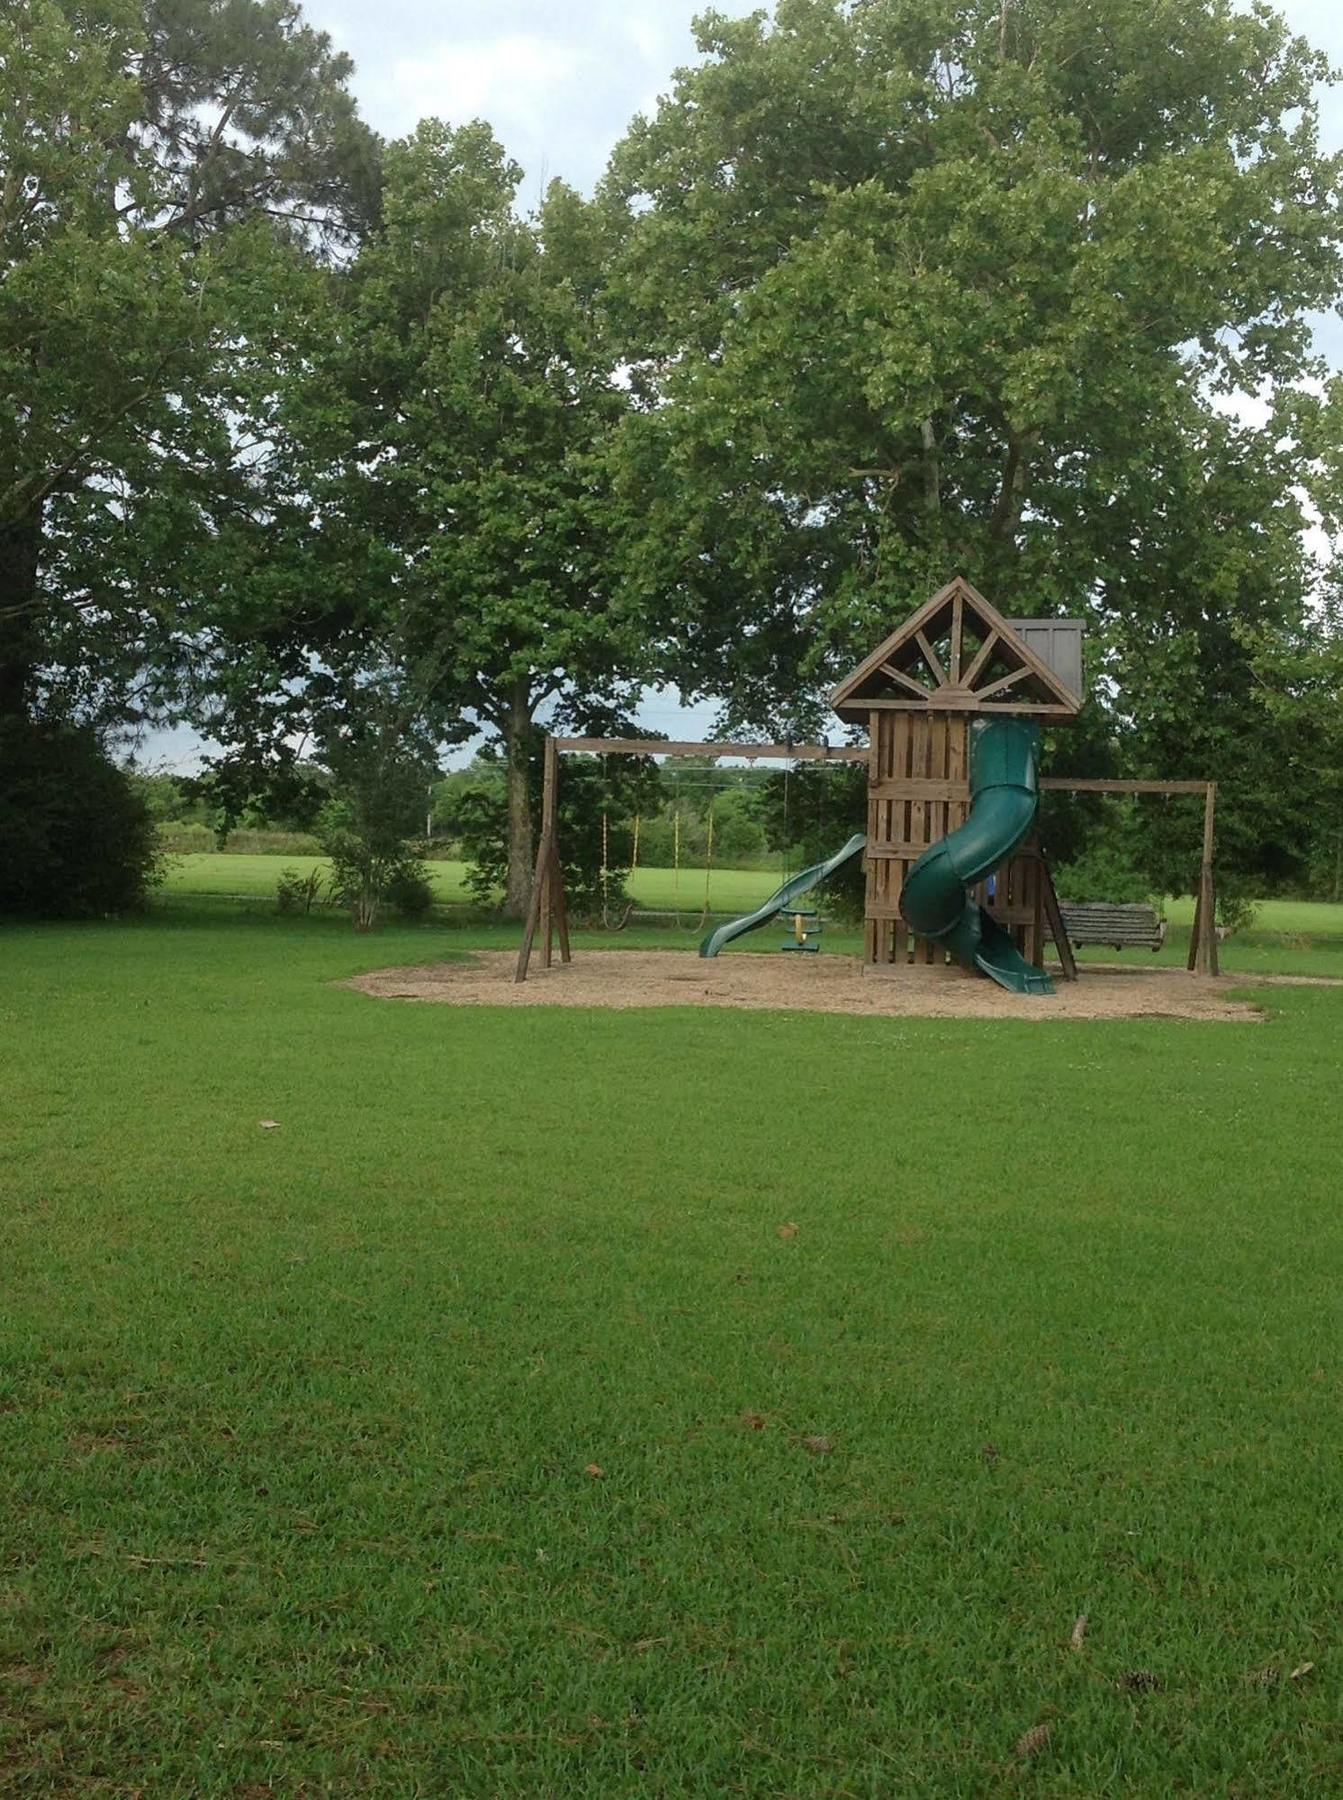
[779,907,823,952]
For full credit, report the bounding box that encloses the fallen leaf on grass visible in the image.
[258,1120,280,1130]
[801,1434,833,1456]
[1014,1722,1051,1759]
[776,1223,799,1240]
[739,1411,768,1431]
[1069,1613,1088,1652]
[584,1463,604,1478]
[1290,1661,1316,1682]
[1117,1670,1160,1693]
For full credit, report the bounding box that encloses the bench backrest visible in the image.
[1058,902,1165,949]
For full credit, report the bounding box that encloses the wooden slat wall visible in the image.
[864,712,1044,970]
[976,844,1045,969]
[865,710,972,967]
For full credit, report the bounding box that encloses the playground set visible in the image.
[515,579,1220,993]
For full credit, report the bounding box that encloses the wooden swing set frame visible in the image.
[514,735,1219,984]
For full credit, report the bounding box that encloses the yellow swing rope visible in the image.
[600,807,610,926]
[599,753,611,929]
[672,806,682,926]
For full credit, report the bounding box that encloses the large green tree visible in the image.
[603,0,1343,887]
[263,122,645,914]
[0,0,378,731]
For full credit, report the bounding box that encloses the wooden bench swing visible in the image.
[1038,777,1219,975]
[1058,902,1165,951]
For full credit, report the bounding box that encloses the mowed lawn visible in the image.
[4,907,1343,1793]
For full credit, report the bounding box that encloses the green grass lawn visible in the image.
[3,904,1343,1791]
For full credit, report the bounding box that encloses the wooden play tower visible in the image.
[828,577,1084,975]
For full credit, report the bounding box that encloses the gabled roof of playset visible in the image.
[828,577,1084,722]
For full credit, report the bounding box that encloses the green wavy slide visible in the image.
[899,715,1053,995]
[699,834,868,958]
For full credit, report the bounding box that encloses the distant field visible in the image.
[162,852,789,917]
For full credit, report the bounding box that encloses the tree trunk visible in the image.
[988,428,1037,542]
[920,418,940,514]
[502,676,534,920]
[0,507,43,722]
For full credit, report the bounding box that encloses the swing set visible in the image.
[517,735,867,981]
[594,749,834,936]
[626,763,716,932]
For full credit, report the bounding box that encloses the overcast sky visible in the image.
[145,0,1343,769]
[305,0,1343,202]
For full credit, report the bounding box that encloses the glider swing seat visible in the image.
[1058,902,1166,952]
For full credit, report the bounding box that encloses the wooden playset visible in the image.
[515,579,1219,989]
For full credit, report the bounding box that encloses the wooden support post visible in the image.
[1203,783,1219,977]
[540,735,558,968]
[516,737,571,983]
[1202,865,1219,976]
[515,828,554,984]
[1037,850,1078,982]
[1187,783,1218,976]
[552,840,572,965]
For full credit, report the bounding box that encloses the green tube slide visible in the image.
[699,833,867,958]
[899,716,1054,996]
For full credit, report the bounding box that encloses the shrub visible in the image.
[1052,842,1159,906]
[0,720,161,917]
[275,867,328,915]
[1216,890,1258,935]
[161,826,323,856]
[384,862,435,919]
[316,798,433,931]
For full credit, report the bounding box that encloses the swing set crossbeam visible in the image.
[550,737,868,762]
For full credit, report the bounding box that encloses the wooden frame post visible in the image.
[1187,782,1218,977]
[540,734,557,968]
[515,735,571,984]
[1037,849,1078,982]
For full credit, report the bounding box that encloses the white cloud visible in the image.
[306,0,763,194]
[372,33,586,144]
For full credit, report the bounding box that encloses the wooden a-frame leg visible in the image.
[515,830,554,984]
[551,839,572,964]
[1038,850,1078,981]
